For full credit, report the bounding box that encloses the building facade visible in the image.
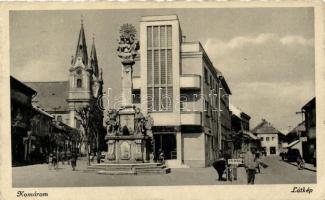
[11,76,37,165]
[229,104,259,157]
[252,119,282,156]
[11,76,80,165]
[131,15,232,167]
[301,97,316,164]
[284,121,306,158]
[25,21,105,154]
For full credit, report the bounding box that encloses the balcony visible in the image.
[180,75,201,90]
[181,111,202,126]
[133,76,141,89]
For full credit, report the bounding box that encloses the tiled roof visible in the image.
[289,121,306,134]
[11,76,37,96]
[252,119,281,135]
[24,81,69,112]
[302,97,315,110]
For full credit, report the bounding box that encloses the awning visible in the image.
[243,131,259,140]
[283,140,300,148]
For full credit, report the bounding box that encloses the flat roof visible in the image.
[141,15,178,22]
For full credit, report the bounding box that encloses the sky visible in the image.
[10,8,315,132]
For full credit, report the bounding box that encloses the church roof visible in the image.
[90,38,99,78]
[252,119,281,135]
[74,22,88,66]
[24,81,69,112]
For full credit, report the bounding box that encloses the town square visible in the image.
[9,8,316,187]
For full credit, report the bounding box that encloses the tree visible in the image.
[75,105,92,166]
[75,104,103,165]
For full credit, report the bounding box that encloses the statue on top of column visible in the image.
[117,23,140,67]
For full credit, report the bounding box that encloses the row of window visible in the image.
[204,68,218,91]
[260,136,275,141]
[147,25,173,112]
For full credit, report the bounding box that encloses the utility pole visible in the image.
[217,75,223,159]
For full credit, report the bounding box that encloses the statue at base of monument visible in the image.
[105,109,119,135]
[145,114,154,137]
[134,107,145,135]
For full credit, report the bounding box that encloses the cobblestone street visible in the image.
[12,156,316,187]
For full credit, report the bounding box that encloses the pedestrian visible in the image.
[60,151,65,165]
[67,150,71,165]
[244,148,259,184]
[48,153,53,170]
[70,152,77,171]
[52,153,58,170]
[213,157,226,181]
[157,149,165,164]
[255,152,261,173]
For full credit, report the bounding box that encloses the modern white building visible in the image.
[132,15,232,167]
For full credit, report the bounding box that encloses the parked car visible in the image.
[286,148,302,162]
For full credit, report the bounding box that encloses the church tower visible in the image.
[67,20,103,128]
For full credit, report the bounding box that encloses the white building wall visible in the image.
[259,133,279,155]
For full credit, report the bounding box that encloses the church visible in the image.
[25,21,106,154]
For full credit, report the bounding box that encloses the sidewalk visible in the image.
[283,160,317,172]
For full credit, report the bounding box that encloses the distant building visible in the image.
[230,104,250,133]
[25,21,105,154]
[301,97,316,164]
[11,76,37,164]
[229,104,260,157]
[252,119,282,156]
[11,76,79,165]
[132,15,232,167]
[284,121,306,157]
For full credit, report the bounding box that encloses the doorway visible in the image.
[154,133,177,160]
[270,146,276,154]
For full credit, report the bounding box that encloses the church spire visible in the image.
[90,35,99,78]
[74,17,88,66]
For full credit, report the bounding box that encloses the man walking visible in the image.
[244,148,259,184]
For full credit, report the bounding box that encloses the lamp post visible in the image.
[217,75,223,158]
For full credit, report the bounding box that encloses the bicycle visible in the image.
[297,158,305,170]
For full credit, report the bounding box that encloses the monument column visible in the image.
[117,24,140,108]
[121,64,133,107]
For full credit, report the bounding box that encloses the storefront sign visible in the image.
[228,158,243,165]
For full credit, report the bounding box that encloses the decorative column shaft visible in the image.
[121,64,133,107]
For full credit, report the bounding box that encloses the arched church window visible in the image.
[79,45,83,50]
[77,79,82,88]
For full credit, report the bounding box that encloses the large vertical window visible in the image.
[147,25,173,112]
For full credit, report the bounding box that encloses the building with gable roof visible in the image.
[252,119,284,156]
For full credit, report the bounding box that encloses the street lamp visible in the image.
[217,75,223,158]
